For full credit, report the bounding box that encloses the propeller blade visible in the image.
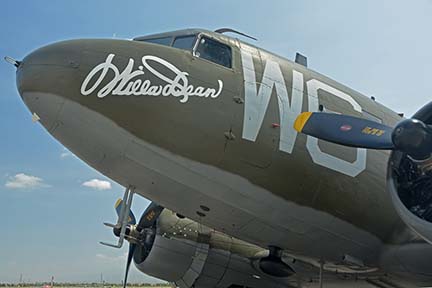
[294,112,394,149]
[137,202,164,231]
[123,243,136,288]
[115,199,137,225]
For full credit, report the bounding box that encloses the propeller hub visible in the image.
[110,199,163,288]
[392,119,432,160]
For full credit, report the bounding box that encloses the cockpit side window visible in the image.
[172,35,197,51]
[141,36,173,46]
[195,36,232,68]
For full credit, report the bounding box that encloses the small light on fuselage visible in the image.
[252,274,261,279]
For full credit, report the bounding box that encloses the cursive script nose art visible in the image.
[81,54,223,103]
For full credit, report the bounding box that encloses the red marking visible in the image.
[272,123,280,128]
[340,124,352,132]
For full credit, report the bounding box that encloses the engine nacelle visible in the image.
[388,151,432,243]
[133,210,293,288]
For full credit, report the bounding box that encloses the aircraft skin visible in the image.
[13,28,432,287]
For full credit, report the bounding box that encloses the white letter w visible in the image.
[240,51,304,154]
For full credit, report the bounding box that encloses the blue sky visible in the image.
[1,0,432,284]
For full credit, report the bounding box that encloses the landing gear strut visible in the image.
[319,260,324,288]
[100,185,135,248]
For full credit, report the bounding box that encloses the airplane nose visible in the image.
[16,40,83,132]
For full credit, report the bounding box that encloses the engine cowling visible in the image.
[388,150,432,243]
[133,210,293,288]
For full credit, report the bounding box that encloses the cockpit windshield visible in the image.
[136,33,232,68]
[172,35,196,50]
[138,34,197,51]
[142,36,173,46]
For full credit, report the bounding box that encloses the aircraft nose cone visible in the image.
[16,40,83,132]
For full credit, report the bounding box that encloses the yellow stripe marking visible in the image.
[115,198,122,209]
[294,112,313,132]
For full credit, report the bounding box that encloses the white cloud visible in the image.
[60,151,71,158]
[82,179,112,190]
[5,173,49,189]
[60,148,73,159]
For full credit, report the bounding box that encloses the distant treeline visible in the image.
[0,284,173,287]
